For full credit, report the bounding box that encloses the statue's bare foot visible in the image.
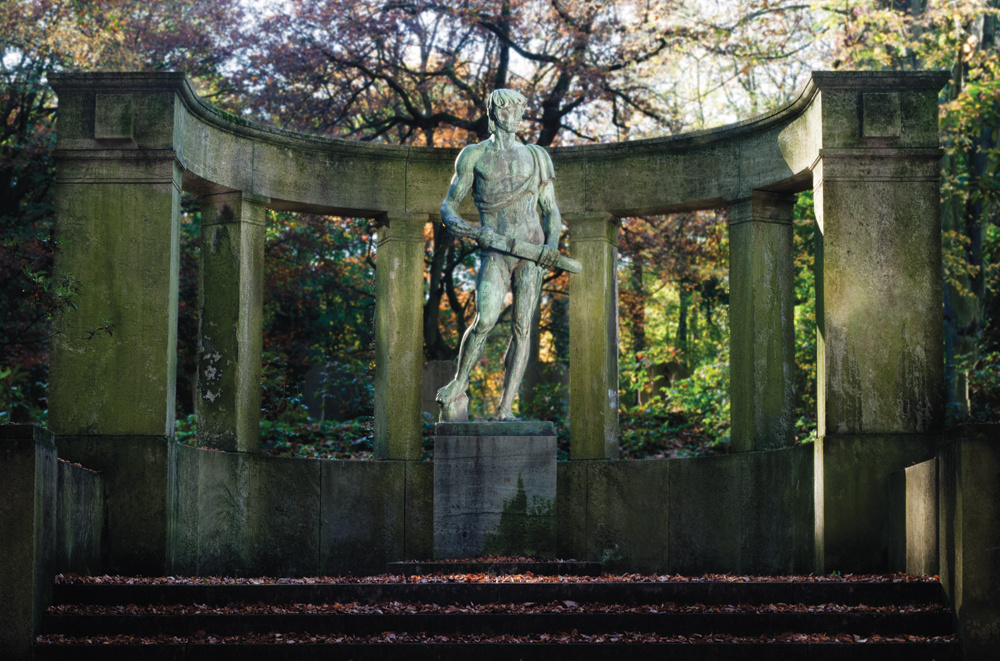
[436,381,469,423]
[497,407,519,422]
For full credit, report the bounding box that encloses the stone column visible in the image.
[568,212,619,460]
[374,213,427,460]
[727,191,796,452]
[811,72,948,572]
[197,191,268,453]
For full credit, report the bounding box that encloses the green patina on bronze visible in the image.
[435,89,569,423]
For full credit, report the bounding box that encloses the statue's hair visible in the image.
[487,88,526,134]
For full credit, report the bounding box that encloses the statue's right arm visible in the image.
[440,145,481,240]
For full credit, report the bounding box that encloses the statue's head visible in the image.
[487,88,527,135]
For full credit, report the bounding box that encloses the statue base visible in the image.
[433,421,556,559]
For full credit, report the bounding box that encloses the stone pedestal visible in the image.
[434,422,556,558]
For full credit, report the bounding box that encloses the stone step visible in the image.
[386,560,604,575]
[42,609,953,637]
[36,576,959,660]
[34,641,960,661]
[50,579,948,608]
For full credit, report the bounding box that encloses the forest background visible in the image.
[1,0,998,460]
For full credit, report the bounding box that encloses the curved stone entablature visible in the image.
[49,70,948,218]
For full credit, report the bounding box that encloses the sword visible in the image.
[450,226,583,274]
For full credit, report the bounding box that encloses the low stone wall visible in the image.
[888,457,938,576]
[937,425,1000,660]
[167,442,815,577]
[168,445,432,576]
[1,425,103,659]
[557,445,815,574]
[56,458,104,575]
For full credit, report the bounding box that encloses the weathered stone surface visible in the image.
[938,426,1000,660]
[57,435,170,575]
[404,460,435,561]
[197,191,267,452]
[437,421,555,436]
[889,458,938,576]
[668,454,741,574]
[374,213,427,460]
[434,425,556,558]
[49,70,948,222]
[171,447,430,577]
[167,444,200,574]
[728,191,796,452]
[559,449,813,575]
[569,213,619,460]
[586,460,670,573]
[321,461,404,575]
[813,77,946,436]
[48,155,181,437]
[555,460,588,560]
[249,453,322,576]
[55,458,104,575]
[814,433,939,573]
[0,425,57,660]
[738,445,814,574]
[191,446,253,575]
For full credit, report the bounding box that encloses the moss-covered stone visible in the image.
[814,433,939,573]
[49,157,182,437]
[197,192,267,452]
[404,460,435,561]
[321,460,404,575]
[55,458,103,575]
[434,430,556,558]
[57,435,171,575]
[374,214,427,460]
[568,213,619,460]
[728,192,796,452]
[938,427,1000,660]
[0,425,57,660]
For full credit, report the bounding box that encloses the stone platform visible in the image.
[433,422,556,559]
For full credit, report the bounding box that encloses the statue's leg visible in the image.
[497,260,544,420]
[437,253,507,421]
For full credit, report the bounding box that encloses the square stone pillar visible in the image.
[374,213,428,460]
[727,191,796,452]
[49,149,182,437]
[811,72,948,572]
[568,212,619,460]
[48,77,189,574]
[197,191,268,452]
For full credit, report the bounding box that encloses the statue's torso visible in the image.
[472,141,544,244]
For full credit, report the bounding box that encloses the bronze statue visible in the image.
[435,89,578,422]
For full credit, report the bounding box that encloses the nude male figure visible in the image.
[435,88,562,422]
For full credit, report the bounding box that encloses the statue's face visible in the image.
[492,103,525,134]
